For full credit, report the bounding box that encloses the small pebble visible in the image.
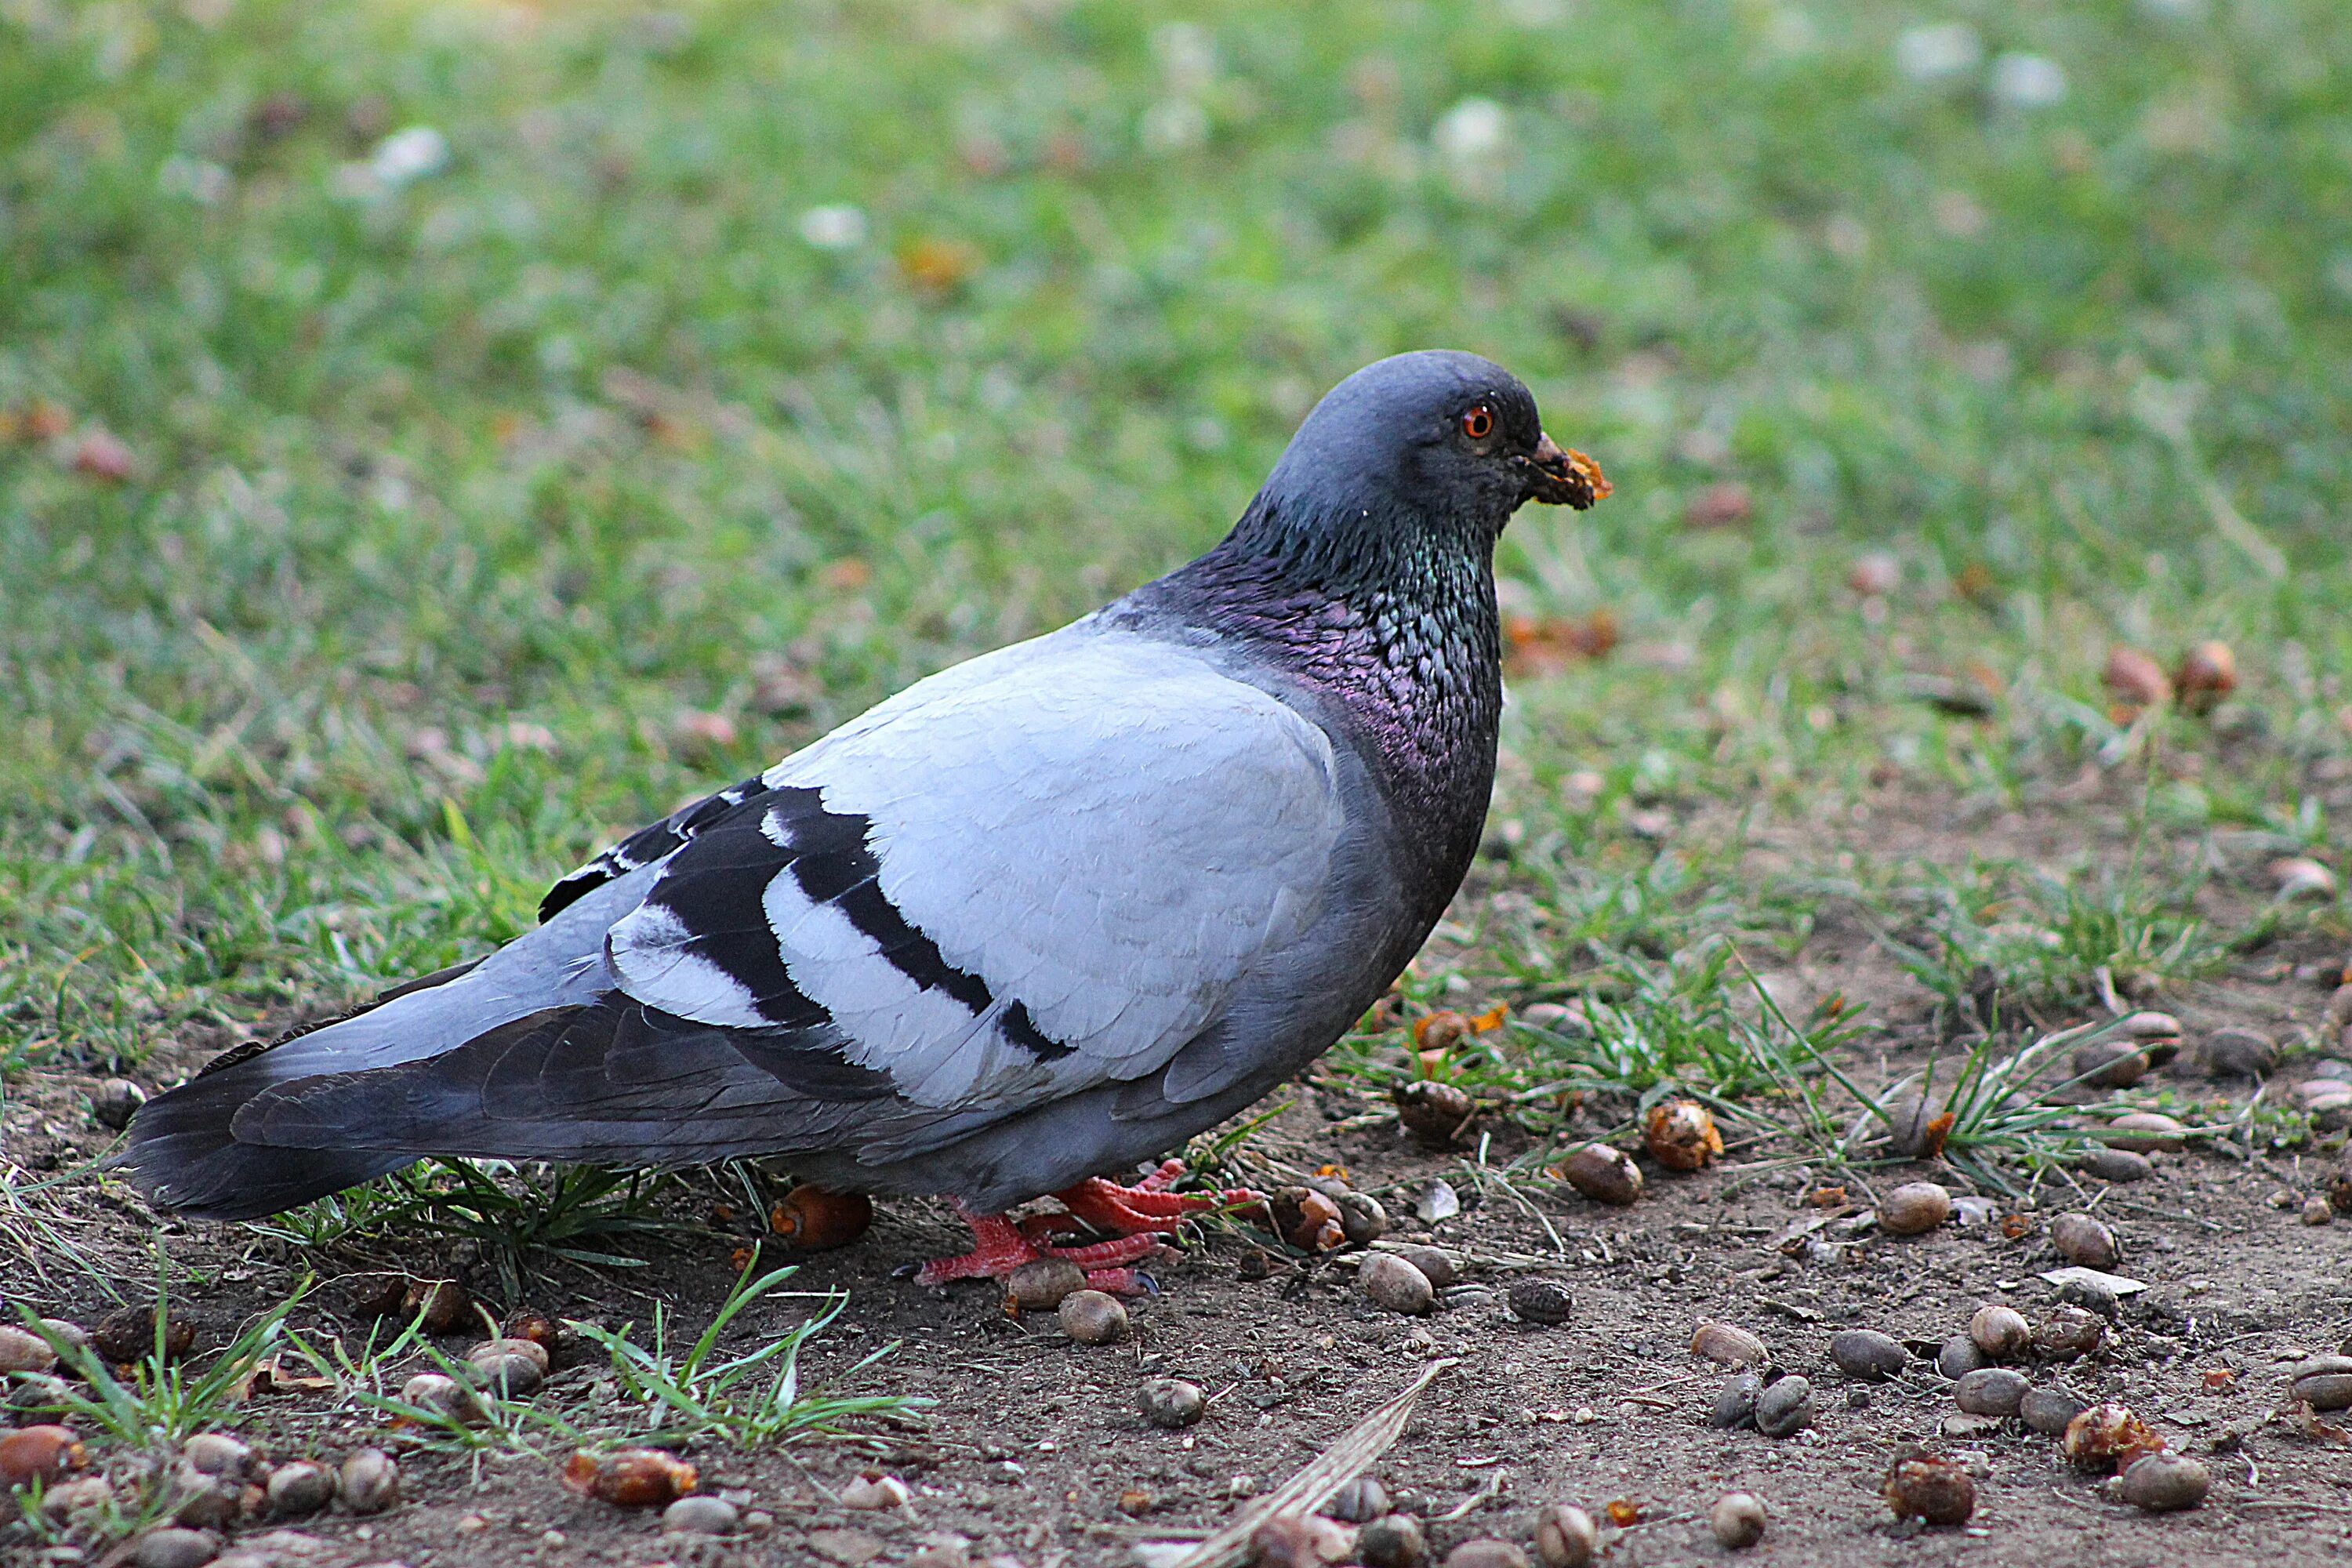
[1360,1254,1436,1315]
[1967,1305,2030,1361]
[1323,1475,1390,1523]
[339,1448,400,1513]
[1442,1540,1530,1568]
[662,1495,742,1534]
[1508,1279,1574,1327]
[2078,1147,2154,1183]
[840,1475,911,1510]
[1531,1503,1596,1568]
[1138,1377,1206,1428]
[1755,1375,1813,1437]
[1690,1322,1768,1367]
[2050,1213,2118,1269]
[2020,1387,2088,1436]
[1828,1329,1906,1381]
[2201,1026,2275,1078]
[1937,1336,1988,1379]
[132,1528,220,1568]
[91,1076,148,1130]
[1884,1456,1974,1525]
[265,1461,336,1516]
[1709,1492,1766,1549]
[1004,1258,1087,1312]
[2100,1112,2187,1153]
[2303,1196,2334,1227]
[1357,1512,1429,1568]
[1954,1368,2028,1417]
[1556,1145,1642,1207]
[1712,1372,1761,1429]
[1877,1181,1951,1236]
[2119,1451,2209,1512]
[1057,1290,1128,1345]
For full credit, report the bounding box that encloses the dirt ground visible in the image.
[8,793,2352,1568]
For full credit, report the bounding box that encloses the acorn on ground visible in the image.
[1395,1080,1476,1149]
[1642,1100,1722,1171]
[1968,1305,2030,1361]
[1357,1512,1429,1568]
[338,1448,401,1514]
[1884,1455,1974,1525]
[1360,1253,1436,1315]
[1138,1377,1206,1428]
[563,1448,698,1508]
[1057,1290,1128,1345]
[1691,1322,1769,1367]
[768,1185,874,1251]
[1876,1181,1951,1236]
[1532,1504,1596,1568]
[1555,1145,1642,1207]
[2118,1451,2209,1512]
[1710,1493,1766,1549]
[2062,1403,2162,1472]
[2049,1213,2118,1269]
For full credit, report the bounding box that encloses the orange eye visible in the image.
[1461,405,1494,440]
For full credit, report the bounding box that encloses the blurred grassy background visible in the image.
[2,0,2347,1076]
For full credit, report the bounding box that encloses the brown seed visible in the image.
[840,1474,910,1509]
[2070,1039,2147,1088]
[662,1494,742,1535]
[90,1076,147,1130]
[2098,1112,2187,1153]
[1709,1492,1766,1549]
[0,1325,60,1374]
[1004,1258,1088,1312]
[1877,1181,1952,1236]
[2078,1147,2154,1183]
[562,1447,698,1508]
[1056,1290,1128,1345]
[2289,1356,2352,1410]
[1968,1305,2031,1360]
[401,1278,470,1333]
[1271,1186,1348,1251]
[401,1372,484,1426]
[768,1186,873,1251]
[2050,1213,2119,1269]
[265,1461,336,1516]
[338,1448,400,1513]
[1508,1279,1574,1327]
[2063,1403,2162,1472]
[1394,1080,1476,1149]
[1884,1456,1975,1526]
[1531,1503,1596,1568]
[1359,1512,1430,1568]
[131,1527,220,1568]
[0,1425,87,1485]
[2034,1306,2107,1362]
[1691,1322,1769,1367]
[1755,1375,1812,1437]
[166,1465,241,1530]
[2200,1026,2276,1079]
[1829,1329,1907,1381]
[38,1475,111,1521]
[92,1305,195,1363]
[1954,1367,2029,1417]
[1336,1191,1390,1246]
[1642,1100,1722,1171]
[181,1432,252,1478]
[1251,1514,1353,1568]
[1442,1540,1530,1568]
[1385,1244,1460,1290]
[1138,1377,1206,1428]
[1937,1336,1988,1379]
[466,1337,550,1395]
[1556,1145,1642,1207]
[2103,646,2172,708]
[1712,1371,1762,1428]
[1323,1475,1391,1523]
[2173,641,2235,714]
[2020,1387,2088,1436]
[2119,1451,2209,1512]
[2302,1196,2335,1227]
[1360,1253,1436,1315]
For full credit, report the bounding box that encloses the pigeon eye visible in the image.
[1461,405,1494,441]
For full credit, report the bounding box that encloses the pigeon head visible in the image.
[1252,350,1609,561]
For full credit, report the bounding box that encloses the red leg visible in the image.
[911,1204,1166,1294]
[1052,1164,1267,1236]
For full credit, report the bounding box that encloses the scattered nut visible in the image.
[1252,1514,1353,1568]
[1442,1540,1530,1568]
[2050,1213,2119,1269]
[2103,647,2171,708]
[1954,1368,2029,1417]
[840,1474,911,1509]
[2288,1356,2352,1410]
[338,1448,400,1513]
[400,1371,484,1426]
[2070,1039,2147,1088]
[466,1338,549,1396]
[1336,1191,1390,1245]
[2098,1112,2187,1153]
[1385,1245,1459,1290]
[0,1324,60,1374]
[264,1461,336,1517]
[131,1527,222,1568]
[1709,1492,1766,1549]
[2020,1387,2089,1436]
[182,1433,252,1478]
[1828,1329,1906,1381]
[2063,1403,2162,1472]
[1532,1503,1597,1568]
[1358,1512,1429,1568]
[1642,1100,1722,1171]
[2078,1147,2154,1183]
[1556,1145,1642,1207]
[1361,1253,1436,1315]
[1938,1335,1989,1379]
[1884,1455,1975,1526]
[0,1425,87,1485]
[1877,1181,1952,1236]
[1508,1279,1574,1327]
[1755,1375,1813,1437]
[90,1076,147,1130]
[2119,1451,2210,1512]
[2270,856,2338,902]
[562,1448,698,1508]
[1004,1258,1089,1312]
[93,1305,195,1363]
[1323,1475,1391,1523]
[2201,1026,2276,1079]
[1968,1305,2030,1361]
[1138,1377,1206,1428]
[1395,1080,1475,1149]
[1712,1371,1762,1429]
[1057,1290,1128,1345]
[663,1494,742,1535]
[2034,1306,2107,1362]
[2172,641,2235,713]
[767,1185,873,1251]
[1691,1322,1769,1367]
[2302,1196,2334,1227]
[1272,1186,1348,1251]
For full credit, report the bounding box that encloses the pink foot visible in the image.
[1051,1160,1268,1236]
[911,1206,1166,1294]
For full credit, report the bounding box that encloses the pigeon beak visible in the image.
[1523,434,1613,510]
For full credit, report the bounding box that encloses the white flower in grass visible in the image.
[797,204,868,250]
[369,126,449,187]
[1894,23,1980,82]
[1990,53,2067,109]
[1433,97,1507,165]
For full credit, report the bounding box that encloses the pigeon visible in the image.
[112,350,1610,1289]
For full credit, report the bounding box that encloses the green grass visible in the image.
[3,0,2348,1185]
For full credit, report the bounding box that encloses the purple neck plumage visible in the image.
[1125,492,1504,912]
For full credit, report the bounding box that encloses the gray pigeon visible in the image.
[113,350,1610,1288]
